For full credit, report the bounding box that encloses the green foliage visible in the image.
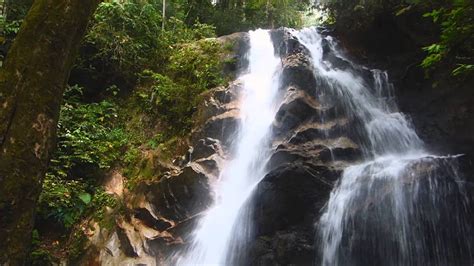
[30,248,53,266]
[320,0,399,30]
[137,39,225,134]
[38,175,118,229]
[38,85,126,228]
[81,1,217,84]
[169,39,224,92]
[67,229,89,262]
[84,1,164,75]
[51,85,127,173]
[0,19,22,36]
[0,0,32,38]
[421,44,445,68]
[421,0,474,77]
[29,230,54,266]
[199,0,309,35]
[123,146,141,164]
[5,0,33,21]
[147,133,166,149]
[38,176,89,228]
[453,63,474,76]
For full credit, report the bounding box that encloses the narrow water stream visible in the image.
[174,29,282,265]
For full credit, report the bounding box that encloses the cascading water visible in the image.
[295,27,472,265]
[173,29,282,265]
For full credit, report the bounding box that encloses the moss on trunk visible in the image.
[0,0,100,264]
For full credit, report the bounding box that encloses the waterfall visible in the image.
[174,29,282,265]
[295,27,473,265]
[167,27,472,266]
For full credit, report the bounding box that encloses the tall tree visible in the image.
[0,0,100,264]
[162,0,166,29]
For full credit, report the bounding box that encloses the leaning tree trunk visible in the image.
[0,0,100,264]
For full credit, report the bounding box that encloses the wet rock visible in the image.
[240,29,366,265]
[253,163,335,234]
[102,170,124,197]
[270,28,317,95]
[191,138,225,161]
[273,88,323,137]
[116,224,139,258]
[218,32,250,76]
[195,109,240,148]
[192,81,241,149]
[243,161,334,265]
[321,38,353,71]
[329,156,474,266]
[270,28,308,58]
[280,52,317,94]
[142,163,214,221]
[213,83,240,104]
[268,137,361,171]
[249,229,315,266]
[133,208,173,232]
[95,229,157,266]
[194,156,222,180]
[287,118,350,144]
[272,230,314,265]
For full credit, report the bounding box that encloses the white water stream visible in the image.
[174,29,281,265]
[295,27,472,265]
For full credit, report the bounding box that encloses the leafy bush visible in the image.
[38,177,118,229]
[37,176,90,228]
[50,85,127,175]
[0,0,32,40]
[84,1,164,75]
[30,248,53,266]
[168,39,224,93]
[185,0,309,35]
[244,0,307,30]
[0,19,22,36]
[421,0,474,77]
[137,39,225,134]
[80,1,216,84]
[29,230,54,266]
[319,0,400,30]
[37,85,126,228]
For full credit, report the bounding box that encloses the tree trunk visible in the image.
[162,0,166,30]
[0,0,100,264]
